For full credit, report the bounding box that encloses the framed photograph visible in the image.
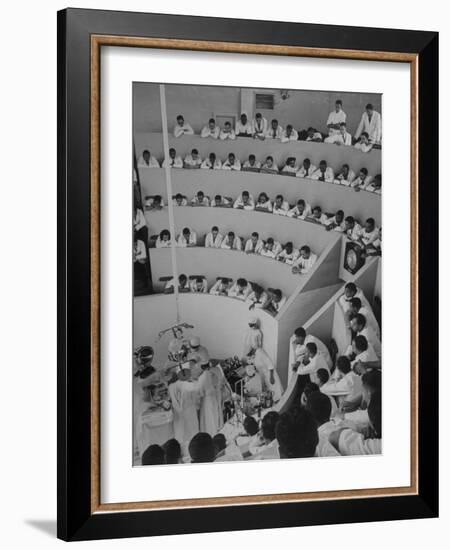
[57,8,439,541]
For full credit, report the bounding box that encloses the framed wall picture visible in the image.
[57,8,439,541]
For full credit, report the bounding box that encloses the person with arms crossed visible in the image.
[183,148,202,169]
[137,149,160,168]
[172,193,188,207]
[173,115,194,138]
[276,242,299,265]
[200,118,220,139]
[229,278,252,301]
[334,163,356,186]
[177,227,197,247]
[190,276,208,294]
[252,112,268,140]
[281,157,299,176]
[244,232,264,254]
[209,277,232,296]
[205,226,223,248]
[235,113,252,137]
[260,237,282,259]
[222,152,241,171]
[221,231,242,251]
[287,199,312,219]
[265,119,283,139]
[281,124,299,143]
[255,192,273,213]
[200,152,222,170]
[326,99,347,136]
[272,194,290,216]
[233,190,255,211]
[296,158,316,178]
[190,190,210,207]
[162,147,183,168]
[354,132,373,153]
[219,121,236,140]
[242,154,261,172]
[311,160,335,182]
[210,194,232,208]
[260,155,279,174]
[325,122,352,145]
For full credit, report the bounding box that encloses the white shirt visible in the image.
[242,160,261,170]
[172,197,188,206]
[311,167,335,182]
[200,125,220,139]
[190,196,210,207]
[134,239,146,262]
[183,154,202,167]
[355,110,382,144]
[219,128,236,140]
[277,248,299,265]
[265,125,283,139]
[272,200,290,216]
[296,164,317,178]
[164,278,189,292]
[364,181,382,194]
[209,280,231,296]
[281,128,299,142]
[246,291,270,309]
[269,296,286,314]
[205,232,223,248]
[287,203,312,219]
[291,334,333,369]
[354,141,373,153]
[221,236,242,251]
[210,197,231,208]
[344,222,363,241]
[155,237,172,248]
[255,199,273,212]
[173,122,194,138]
[351,343,379,367]
[162,156,183,168]
[358,326,381,359]
[235,119,253,136]
[244,238,264,254]
[260,242,282,259]
[251,117,268,135]
[325,131,352,145]
[228,282,251,300]
[176,230,197,247]
[317,423,341,457]
[337,429,381,455]
[334,169,356,186]
[324,215,345,232]
[360,226,380,246]
[260,161,279,173]
[293,253,318,274]
[144,196,165,209]
[306,132,323,141]
[327,109,347,129]
[190,279,208,293]
[200,157,222,170]
[134,208,147,232]
[222,159,241,171]
[338,288,369,313]
[233,195,255,210]
[321,371,363,402]
[297,352,330,380]
[281,164,299,174]
[137,155,160,168]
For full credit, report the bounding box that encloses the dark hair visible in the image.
[306,342,317,355]
[336,209,344,217]
[251,232,259,238]
[345,282,357,294]
[258,192,269,201]
[274,289,282,299]
[336,99,343,106]
[303,158,311,165]
[276,407,319,459]
[182,227,190,235]
[209,118,215,124]
[141,444,165,465]
[313,206,322,214]
[306,391,332,425]
[228,231,235,238]
[212,433,227,455]
[189,433,215,463]
[354,313,367,329]
[350,297,362,310]
[266,155,273,162]
[237,278,248,287]
[337,355,351,374]
[214,194,222,201]
[360,167,368,175]
[176,114,184,120]
[300,245,311,254]
[255,112,262,118]
[192,148,199,155]
[366,217,375,226]
[169,147,176,154]
[368,391,382,437]
[162,438,181,464]
[261,411,280,442]
[319,159,327,166]
[365,103,374,110]
[249,154,256,161]
[276,194,284,201]
[179,273,187,283]
[345,216,355,225]
[197,190,204,197]
[228,152,235,159]
[362,370,382,393]
[209,152,216,159]
[160,229,171,239]
[242,190,249,197]
[303,382,319,399]
[212,226,219,232]
[297,199,306,206]
[175,193,183,200]
[354,334,369,352]
[195,276,204,284]
[143,149,150,155]
[294,327,306,338]
[267,237,274,245]
[243,415,259,436]
[316,368,330,385]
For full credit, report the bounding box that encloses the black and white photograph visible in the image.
[132,84,382,466]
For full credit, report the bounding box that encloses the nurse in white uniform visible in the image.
[242,317,263,357]
[251,348,283,402]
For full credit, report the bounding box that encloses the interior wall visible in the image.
[301,236,343,293]
[133,83,382,136]
[332,301,352,355]
[353,257,380,305]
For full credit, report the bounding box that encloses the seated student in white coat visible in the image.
[364,173,382,194]
[172,193,188,207]
[200,152,222,170]
[307,205,328,225]
[137,149,160,168]
[144,194,164,210]
[306,126,323,142]
[255,192,273,213]
[296,158,316,179]
[292,245,317,274]
[272,194,290,216]
[265,119,283,140]
[276,242,299,265]
[190,190,210,207]
[173,115,194,138]
[329,391,382,456]
[347,297,380,339]
[183,148,202,169]
[233,190,255,211]
[264,289,286,316]
[219,121,236,140]
[350,315,381,359]
[155,229,172,248]
[229,277,252,301]
[343,216,363,241]
[325,122,352,145]
[205,226,223,248]
[311,160,335,182]
[165,273,190,293]
[242,154,261,172]
[287,199,312,219]
[210,194,232,208]
[354,103,382,145]
[200,118,220,139]
[222,152,241,171]
[246,284,270,310]
[324,209,345,232]
[221,231,242,251]
[260,155,279,174]
[321,355,363,405]
[280,124,299,143]
[334,163,356,186]
[190,276,208,294]
[248,411,281,460]
[351,168,372,192]
[209,277,232,296]
[296,342,330,382]
[305,392,340,457]
[357,218,380,249]
[338,282,370,313]
[326,99,347,136]
[290,326,333,372]
[176,227,197,247]
[235,113,252,137]
[245,232,264,254]
[354,132,373,153]
[281,157,299,176]
[260,237,282,259]
[251,112,268,140]
[348,335,379,370]
[162,147,183,168]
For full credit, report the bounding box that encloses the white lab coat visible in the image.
[246,291,270,309]
[297,352,330,382]
[355,110,382,144]
[235,120,253,136]
[277,248,299,265]
[190,197,210,207]
[173,122,194,138]
[292,253,318,274]
[272,200,290,216]
[195,369,221,436]
[219,128,236,140]
[291,334,333,370]
[155,237,172,248]
[243,327,263,356]
[200,125,220,139]
[311,167,335,182]
[354,141,373,153]
[137,155,160,168]
[233,195,255,210]
[222,159,241,171]
[287,203,312,219]
[260,242,282,259]
[260,161,279,173]
[228,282,252,301]
[209,280,231,296]
[280,129,299,142]
[265,125,283,139]
[326,109,347,131]
[172,197,188,206]
[184,154,202,167]
[281,164,299,175]
[253,349,283,402]
[334,169,356,186]
[296,164,317,178]
[251,117,268,136]
[244,238,264,254]
[190,279,208,293]
[255,199,273,212]
[176,231,197,247]
[337,428,381,455]
[200,158,222,170]
[205,232,223,248]
[242,160,261,170]
[162,156,183,168]
[168,380,200,444]
[220,236,242,250]
[325,131,352,145]
[134,208,147,232]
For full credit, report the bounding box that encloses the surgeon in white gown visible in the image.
[168,363,200,444]
[251,348,283,402]
[243,317,263,357]
[194,361,222,436]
